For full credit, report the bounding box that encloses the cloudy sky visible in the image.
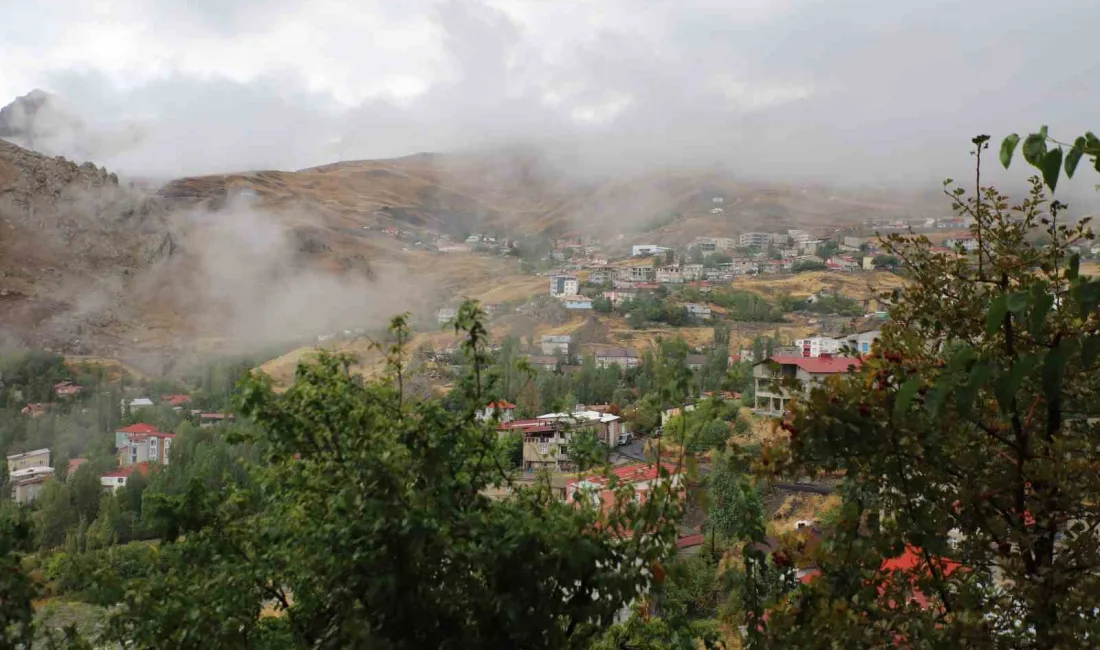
[2,0,1099,196]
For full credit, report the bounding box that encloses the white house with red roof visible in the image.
[476,401,516,423]
[100,462,152,492]
[752,355,862,415]
[115,423,175,467]
[565,462,683,510]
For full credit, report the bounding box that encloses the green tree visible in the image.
[106,306,685,649]
[757,131,1100,647]
[33,478,76,549]
[567,429,608,473]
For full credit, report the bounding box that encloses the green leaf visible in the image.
[1041,147,1063,192]
[994,355,1038,412]
[1039,125,1049,139]
[1041,343,1071,402]
[1006,291,1029,314]
[955,384,976,418]
[1029,287,1054,341]
[968,361,992,391]
[986,295,1008,336]
[1068,253,1081,281]
[925,380,950,419]
[894,376,921,419]
[1022,132,1047,166]
[1065,137,1086,178]
[1000,134,1020,169]
[1083,335,1100,368]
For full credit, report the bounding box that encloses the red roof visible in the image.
[161,394,192,406]
[566,462,678,491]
[676,534,706,549]
[117,423,161,434]
[758,355,862,374]
[102,462,152,479]
[486,401,516,409]
[67,458,88,473]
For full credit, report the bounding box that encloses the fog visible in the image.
[2,0,1099,206]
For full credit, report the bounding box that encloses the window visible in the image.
[150,437,159,462]
[130,447,137,465]
[118,478,124,484]
[164,438,172,464]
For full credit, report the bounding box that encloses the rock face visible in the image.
[0,89,86,154]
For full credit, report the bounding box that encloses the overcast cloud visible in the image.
[2,0,1099,198]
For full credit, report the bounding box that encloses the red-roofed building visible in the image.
[199,413,235,428]
[67,458,88,476]
[115,424,175,467]
[100,462,151,491]
[476,401,516,423]
[161,394,192,408]
[752,355,862,415]
[54,380,83,398]
[21,402,55,417]
[565,462,682,510]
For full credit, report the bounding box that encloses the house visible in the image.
[537,408,629,449]
[476,401,516,423]
[549,274,579,297]
[682,264,705,281]
[565,462,682,509]
[595,348,641,369]
[788,229,811,243]
[686,354,707,370]
[21,403,55,417]
[661,403,696,427]
[602,290,637,306]
[199,413,235,428]
[709,207,724,214]
[115,423,175,466]
[945,235,979,252]
[793,337,841,358]
[7,448,51,472]
[161,394,192,408]
[631,244,671,257]
[752,355,862,415]
[67,458,88,476]
[100,462,151,492]
[524,355,559,372]
[825,256,859,272]
[501,419,569,472]
[53,380,83,398]
[835,329,881,356]
[587,269,611,285]
[121,397,154,414]
[540,335,572,356]
[739,232,772,247]
[684,303,712,320]
[437,307,458,325]
[842,236,865,249]
[655,266,684,284]
[862,256,875,271]
[616,265,654,283]
[6,448,53,504]
[562,298,593,310]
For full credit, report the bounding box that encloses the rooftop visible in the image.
[756,355,862,374]
[102,462,152,479]
[117,423,163,434]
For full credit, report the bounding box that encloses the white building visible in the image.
[549,275,580,297]
[685,303,712,320]
[121,397,154,414]
[7,448,54,504]
[835,329,881,356]
[793,337,842,358]
[632,244,671,257]
[437,307,457,325]
[616,265,654,283]
[476,401,516,423]
[788,229,812,243]
[100,463,150,492]
[541,335,573,356]
[739,232,772,247]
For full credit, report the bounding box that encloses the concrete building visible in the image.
[540,335,572,356]
[739,232,773,247]
[6,447,50,472]
[549,274,580,297]
[7,448,54,504]
[595,348,641,369]
[632,244,671,257]
[566,462,681,508]
[684,303,712,320]
[753,355,862,415]
[115,423,174,467]
[476,401,516,423]
[100,462,151,493]
[793,337,842,358]
[835,329,881,355]
[616,265,654,283]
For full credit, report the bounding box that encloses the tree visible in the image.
[567,429,608,473]
[756,131,1100,647]
[870,253,900,269]
[105,306,685,649]
[33,478,76,549]
[0,505,37,648]
[791,260,826,273]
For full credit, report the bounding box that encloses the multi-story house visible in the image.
[115,423,175,467]
[6,448,53,504]
[549,274,580,297]
[752,355,862,415]
[685,303,712,320]
[835,329,881,356]
[476,401,516,423]
[793,337,841,358]
[616,265,654,283]
[595,348,641,369]
[739,232,772,247]
[655,266,684,284]
[541,335,572,356]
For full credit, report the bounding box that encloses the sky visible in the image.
[2,0,1099,197]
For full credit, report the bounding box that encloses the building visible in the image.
[100,462,151,492]
[686,354,708,370]
[199,413,235,428]
[161,394,192,408]
[842,236,866,249]
[793,337,842,358]
[115,423,175,467]
[540,335,572,356]
[502,419,570,472]
[6,448,53,504]
[752,355,862,415]
[563,298,593,310]
[682,264,705,281]
[121,397,154,414]
[616,265,654,283]
[595,348,641,369]
[945,235,979,252]
[587,269,611,285]
[538,409,628,448]
[788,229,812,243]
[602,290,637,306]
[20,403,54,417]
[565,462,682,509]
[684,303,712,320]
[53,380,83,398]
[835,329,881,355]
[476,401,516,423]
[632,244,671,257]
[739,232,772,248]
[524,355,559,372]
[655,266,684,284]
[7,447,50,472]
[437,307,457,325]
[549,274,580,297]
